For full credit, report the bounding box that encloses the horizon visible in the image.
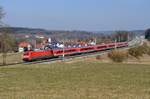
[1,0,150,31]
[7,26,146,32]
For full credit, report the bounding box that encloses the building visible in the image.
[18,42,32,52]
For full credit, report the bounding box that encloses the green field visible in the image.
[0,62,149,99]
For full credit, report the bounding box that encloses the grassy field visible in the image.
[0,62,149,99]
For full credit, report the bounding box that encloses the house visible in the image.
[18,42,32,52]
[34,43,44,51]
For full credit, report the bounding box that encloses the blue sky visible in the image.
[1,0,150,31]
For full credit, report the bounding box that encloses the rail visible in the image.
[0,37,144,66]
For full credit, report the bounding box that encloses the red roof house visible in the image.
[19,42,31,48]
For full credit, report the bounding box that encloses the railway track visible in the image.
[0,37,143,66]
[25,37,143,65]
[24,47,127,65]
[0,48,121,66]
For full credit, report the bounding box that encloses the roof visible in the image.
[19,42,31,48]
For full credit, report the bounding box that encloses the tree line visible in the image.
[145,28,150,41]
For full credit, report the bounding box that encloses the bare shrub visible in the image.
[96,55,101,60]
[128,43,150,59]
[147,47,150,55]
[108,50,128,63]
[128,47,143,59]
[138,43,149,54]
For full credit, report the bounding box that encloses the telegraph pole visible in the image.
[62,40,65,61]
[115,39,117,50]
[127,33,129,42]
[95,38,97,45]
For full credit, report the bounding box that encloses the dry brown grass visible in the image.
[0,62,149,99]
[0,53,23,65]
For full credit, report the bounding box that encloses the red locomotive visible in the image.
[23,42,128,62]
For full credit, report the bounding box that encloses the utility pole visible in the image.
[115,39,117,50]
[95,38,97,45]
[127,33,129,42]
[34,39,36,50]
[62,40,65,61]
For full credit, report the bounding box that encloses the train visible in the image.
[23,42,128,62]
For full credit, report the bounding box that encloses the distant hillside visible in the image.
[0,27,145,40]
[95,30,145,35]
[7,27,102,40]
[10,27,51,35]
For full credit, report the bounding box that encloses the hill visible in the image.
[9,27,101,40]
[0,27,145,40]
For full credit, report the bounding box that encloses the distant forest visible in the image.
[5,27,145,39]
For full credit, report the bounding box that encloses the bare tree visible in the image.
[0,7,16,65]
[145,28,150,41]
[0,7,4,26]
[113,31,129,42]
